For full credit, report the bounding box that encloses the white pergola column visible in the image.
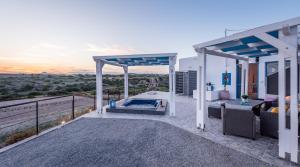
[277,26,299,162]
[96,60,104,114]
[123,66,129,99]
[255,26,299,163]
[241,60,249,96]
[169,56,176,116]
[196,48,207,129]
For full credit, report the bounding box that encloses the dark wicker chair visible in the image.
[222,104,256,140]
[260,109,299,139]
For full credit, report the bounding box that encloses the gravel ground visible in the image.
[0,118,272,167]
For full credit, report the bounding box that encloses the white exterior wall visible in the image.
[206,56,236,99]
[180,54,300,100]
[179,56,199,71]
[179,56,236,99]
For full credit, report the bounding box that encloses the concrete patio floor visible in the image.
[1,91,298,166]
[83,91,299,166]
[0,118,271,167]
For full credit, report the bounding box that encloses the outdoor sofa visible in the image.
[260,108,300,139]
[221,103,257,140]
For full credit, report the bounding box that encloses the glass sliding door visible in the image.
[265,61,297,95]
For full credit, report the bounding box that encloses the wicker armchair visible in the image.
[260,108,299,138]
[222,104,256,140]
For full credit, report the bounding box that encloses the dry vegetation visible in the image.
[0,73,169,101]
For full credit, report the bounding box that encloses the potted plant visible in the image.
[241,94,249,103]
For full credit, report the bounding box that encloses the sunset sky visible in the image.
[0,0,299,74]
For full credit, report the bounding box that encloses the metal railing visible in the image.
[0,95,95,135]
[0,90,137,148]
[0,95,99,148]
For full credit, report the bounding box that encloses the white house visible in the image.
[179,54,289,100]
[191,16,300,163]
[179,56,237,99]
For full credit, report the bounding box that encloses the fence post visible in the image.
[36,101,39,135]
[94,95,96,110]
[72,96,75,119]
[108,89,110,101]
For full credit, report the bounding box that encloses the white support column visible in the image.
[278,45,286,158]
[241,60,249,96]
[169,56,176,116]
[277,26,299,163]
[196,48,207,129]
[96,60,104,114]
[172,63,176,115]
[123,66,129,99]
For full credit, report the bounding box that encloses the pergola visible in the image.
[193,17,300,162]
[93,53,177,116]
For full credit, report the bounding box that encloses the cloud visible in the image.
[0,42,169,74]
[30,43,66,50]
[0,56,29,61]
[0,63,95,74]
[85,43,140,55]
[24,43,71,59]
[5,42,81,67]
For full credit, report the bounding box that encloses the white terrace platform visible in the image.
[83,91,298,166]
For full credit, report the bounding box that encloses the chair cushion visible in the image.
[271,107,278,113]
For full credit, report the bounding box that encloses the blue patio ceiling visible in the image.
[208,30,279,58]
[93,53,177,66]
[104,56,170,66]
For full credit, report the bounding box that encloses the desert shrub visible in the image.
[4,129,36,146]
[27,91,43,98]
[55,86,64,91]
[42,85,50,91]
[0,93,20,101]
[20,84,33,91]
[0,88,8,95]
[81,82,96,91]
[65,85,80,92]
[47,91,68,96]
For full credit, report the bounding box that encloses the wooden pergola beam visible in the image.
[204,49,249,61]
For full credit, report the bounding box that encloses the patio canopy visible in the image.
[193,17,300,163]
[194,17,300,60]
[202,31,279,57]
[95,53,175,66]
[93,53,177,116]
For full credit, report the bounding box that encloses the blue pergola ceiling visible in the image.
[104,56,170,66]
[211,30,279,58]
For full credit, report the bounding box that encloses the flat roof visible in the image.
[193,17,300,58]
[93,53,177,66]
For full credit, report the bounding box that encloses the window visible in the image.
[266,61,290,76]
[265,61,299,95]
